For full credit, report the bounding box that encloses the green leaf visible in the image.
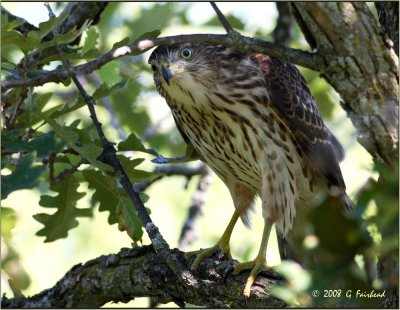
[83,170,119,224]
[82,26,99,54]
[117,156,162,183]
[38,19,91,50]
[112,37,130,50]
[1,30,39,54]
[45,97,86,119]
[2,130,65,158]
[132,29,161,43]
[82,48,101,59]
[0,17,23,32]
[118,132,151,154]
[116,196,144,242]
[37,10,69,40]
[126,168,162,183]
[98,61,120,86]
[1,207,17,240]
[34,174,90,242]
[34,112,112,172]
[35,92,53,112]
[92,80,127,100]
[1,153,46,199]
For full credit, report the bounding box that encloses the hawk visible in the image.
[149,43,348,297]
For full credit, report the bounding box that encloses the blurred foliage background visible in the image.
[1,2,397,308]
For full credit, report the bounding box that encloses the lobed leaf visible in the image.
[82,26,99,54]
[117,132,151,154]
[34,174,90,242]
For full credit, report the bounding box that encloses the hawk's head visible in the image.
[148,43,241,90]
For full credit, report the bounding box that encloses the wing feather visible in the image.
[252,54,346,190]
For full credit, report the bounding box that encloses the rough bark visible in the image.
[1,246,285,308]
[291,2,398,167]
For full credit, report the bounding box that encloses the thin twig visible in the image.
[44,2,56,19]
[209,2,235,35]
[134,163,207,192]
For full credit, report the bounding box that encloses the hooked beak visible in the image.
[161,65,173,86]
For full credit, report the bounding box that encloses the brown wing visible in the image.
[252,54,346,190]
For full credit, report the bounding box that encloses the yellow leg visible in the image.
[232,219,273,297]
[185,209,240,270]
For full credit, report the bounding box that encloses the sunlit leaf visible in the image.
[37,10,69,39]
[82,26,99,53]
[0,16,23,32]
[98,61,120,86]
[34,174,90,242]
[38,20,91,50]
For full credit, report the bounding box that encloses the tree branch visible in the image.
[1,34,322,91]
[0,246,285,308]
[134,163,208,192]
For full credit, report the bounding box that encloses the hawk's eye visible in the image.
[151,64,157,72]
[180,48,192,60]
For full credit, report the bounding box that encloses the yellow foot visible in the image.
[185,243,232,271]
[232,254,271,297]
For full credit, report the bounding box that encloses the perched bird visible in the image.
[149,43,348,297]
